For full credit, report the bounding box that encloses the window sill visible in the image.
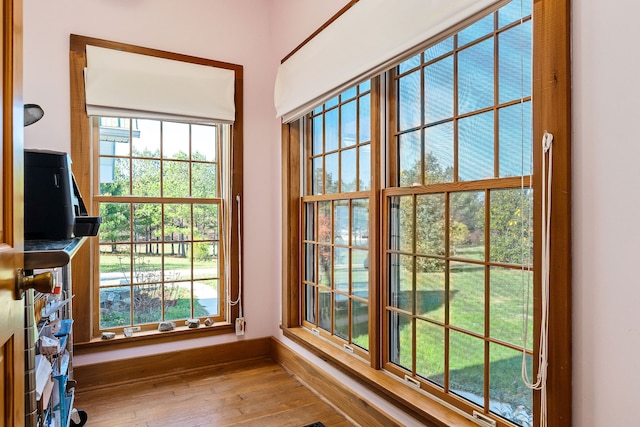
[74,322,234,355]
[281,326,479,427]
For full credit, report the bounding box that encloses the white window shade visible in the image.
[85,45,236,123]
[274,0,504,122]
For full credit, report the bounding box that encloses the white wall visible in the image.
[572,1,640,426]
[23,0,640,425]
[23,0,282,362]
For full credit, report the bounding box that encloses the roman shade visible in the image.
[85,45,236,123]
[274,0,505,122]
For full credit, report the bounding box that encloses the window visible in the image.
[282,0,571,426]
[95,117,228,331]
[301,82,373,358]
[70,35,243,344]
[385,4,535,424]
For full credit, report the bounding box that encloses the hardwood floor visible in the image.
[73,358,354,427]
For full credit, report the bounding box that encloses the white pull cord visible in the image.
[521,132,553,427]
[230,194,243,319]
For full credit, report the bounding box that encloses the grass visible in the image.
[390,257,535,419]
[99,252,217,274]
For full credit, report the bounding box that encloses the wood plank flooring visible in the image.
[73,358,354,427]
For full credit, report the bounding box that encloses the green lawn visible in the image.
[391,261,534,419]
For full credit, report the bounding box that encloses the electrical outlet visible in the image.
[235,317,245,336]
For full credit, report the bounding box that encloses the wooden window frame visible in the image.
[281,0,571,425]
[70,34,244,349]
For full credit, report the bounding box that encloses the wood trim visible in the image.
[281,120,301,328]
[270,336,408,427]
[280,328,477,427]
[532,0,572,425]
[69,45,93,344]
[74,337,270,391]
[70,34,241,73]
[281,1,360,64]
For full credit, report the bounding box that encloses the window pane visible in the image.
[132,159,160,197]
[458,111,494,181]
[99,157,130,195]
[162,122,189,159]
[164,282,193,321]
[312,156,323,195]
[424,56,453,123]
[133,284,162,324]
[305,284,316,324]
[318,245,332,288]
[490,344,533,427]
[132,119,160,157]
[398,52,421,74]
[341,100,357,147]
[490,188,533,265]
[193,204,219,241]
[358,144,371,191]
[458,38,494,114]
[191,124,216,161]
[305,202,316,241]
[163,242,191,281]
[325,108,339,152]
[458,13,494,46]
[99,244,131,283]
[449,331,485,408]
[416,320,445,387]
[352,299,368,350]
[425,37,454,62]
[341,148,357,192]
[304,243,316,284]
[334,294,349,340]
[193,244,218,280]
[388,311,412,370]
[388,253,413,312]
[399,130,421,187]
[359,94,371,143]
[325,96,339,110]
[499,21,532,103]
[194,280,219,317]
[416,258,445,322]
[450,262,484,335]
[398,70,422,131]
[352,249,368,299]
[334,247,349,292]
[425,122,454,184]
[164,204,191,241]
[313,115,323,155]
[415,193,445,257]
[132,244,163,284]
[100,117,131,156]
[334,200,349,244]
[99,203,131,243]
[325,153,339,194]
[100,286,131,328]
[499,102,532,177]
[342,85,357,101]
[351,199,369,248]
[192,163,217,198]
[319,287,331,332]
[450,191,485,260]
[318,201,331,243]
[163,160,190,197]
[133,203,160,243]
[390,196,414,253]
[490,267,533,349]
